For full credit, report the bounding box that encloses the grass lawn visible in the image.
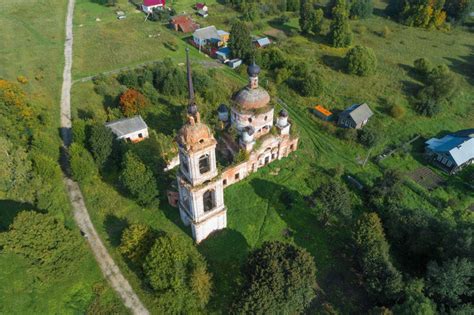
[70,0,473,313]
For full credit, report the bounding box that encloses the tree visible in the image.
[345,45,377,76]
[315,180,352,225]
[241,1,259,21]
[120,151,158,206]
[312,8,325,34]
[287,0,300,11]
[119,89,148,117]
[328,0,353,47]
[392,280,436,315]
[389,104,406,119]
[234,241,317,314]
[88,123,114,169]
[0,211,83,276]
[358,126,381,147]
[353,212,403,303]
[119,223,158,266]
[425,257,473,308]
[445,0,474,24]
[143,233,212,312]
[350,0,374,19]
[300,70,324,96]
[299,0,314,34]
[228,20,254,63]
[69,143,98,183]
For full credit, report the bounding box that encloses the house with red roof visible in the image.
[142,0,165,13]
[170,15,200,33]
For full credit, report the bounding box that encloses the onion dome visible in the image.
[232,87,270,111]
[247,62,261,77]
[217,104,228,113]
[177,122,215,150]
[279,109,289,117]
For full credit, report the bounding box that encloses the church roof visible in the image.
[232,86,270,111]
[177,121,216,151]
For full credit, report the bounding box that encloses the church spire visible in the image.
[186,48,198,117]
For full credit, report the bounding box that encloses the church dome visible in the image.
[177,122,215,149]
[232,87,271,111]
[247,62,261,77]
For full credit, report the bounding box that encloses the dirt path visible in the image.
[59,1,149,314]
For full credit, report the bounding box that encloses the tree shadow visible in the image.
[198,228,250,312]
[103,214,129,247]
[267,19,300,36]
[400,80,422,98]
[0,200,36,232]
[321,55,346,72]
[444,45,474,85]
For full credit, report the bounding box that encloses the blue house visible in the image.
[425,129,474,174]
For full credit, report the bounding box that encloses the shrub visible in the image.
[234,241,317,314]
[345,45,377,76]
[389,104,406,119]
[414,58,432,76]
[337,127,358,141]
[316,180,352,224]
[69,143,98,183]
[358,126,381,147]
[17,76,28,84]
[119,223,158,266]
[119,89,149,117]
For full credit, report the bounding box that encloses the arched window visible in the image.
[203,190,215,212]
[248,117,253,123]
[199,154,210,174]
[264,115,268,121]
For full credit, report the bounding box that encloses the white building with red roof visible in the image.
[142,0,165,13]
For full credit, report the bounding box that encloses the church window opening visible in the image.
[203,190,215,212]
[181,154,189,173]
[264,116,268,121]
[235,173,240,180]
[248,117,252,123]
[199,154,210,174]
[290,144,294,151]
[223,179,227,186]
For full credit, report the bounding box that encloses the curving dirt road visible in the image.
[59,0,149,314]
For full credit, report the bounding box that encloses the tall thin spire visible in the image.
[186,47,196,110]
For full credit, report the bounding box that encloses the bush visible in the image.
[337,127,357,141]
[88,123,114,169]
[234,241,317,314]
[414,58,432,76]
[316,180,352,224]
[389,104,406,119]
[345,45,377,76]
[69,143,98,183]
[119,224,158,266]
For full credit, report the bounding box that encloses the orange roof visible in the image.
[314,105,333,117]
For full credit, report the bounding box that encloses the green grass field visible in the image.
[68,0,473,313]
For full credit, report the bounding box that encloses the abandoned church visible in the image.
[172,49,299,243]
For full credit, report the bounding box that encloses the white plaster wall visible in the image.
[192,210,227,243]
[117,128,149,142]
[231,108,274,134]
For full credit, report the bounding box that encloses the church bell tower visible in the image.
[176,48,227,243]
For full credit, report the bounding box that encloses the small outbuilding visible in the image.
[227,58,242,69]
[197,9,208,18]
[216,47,231,62]
[170,15,199,33]
[105,115,149,143]
[337,103,373,129]
[217,104,229,122]
[193,25,220,48]
[312,105,333,121]
[255,37,271,48]
[142,0,165,13]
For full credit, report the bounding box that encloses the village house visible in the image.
[337,103,373,129]
[105,115,149,143]
[195,2,208,12]
[170,15,199,33]
[312,105,333,121]
[193,26,220,48]
[215,47,231,62]
[173,49,298,243]
[425,129,474,174]
[141,0,165,14]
